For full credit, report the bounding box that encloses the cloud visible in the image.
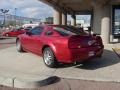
[0,0,53,19]
[21,7,41,18]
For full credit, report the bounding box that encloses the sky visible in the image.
[0,0,53,20]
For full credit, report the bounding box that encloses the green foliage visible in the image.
[5,21,24,27]
[6,21,16,26]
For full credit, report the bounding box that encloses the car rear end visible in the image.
[52,25,104,63]
[56,35,104,64]
[65,35,104,63]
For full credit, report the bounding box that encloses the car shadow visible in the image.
[58,49,120,70]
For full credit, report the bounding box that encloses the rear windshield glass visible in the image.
[53,26,87,36]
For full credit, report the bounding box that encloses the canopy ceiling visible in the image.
[39,0,116,14]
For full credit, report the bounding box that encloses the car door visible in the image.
[9,30,17,36]
[17,29,25,35]
[10,29,20,36]
[24,26,44,54]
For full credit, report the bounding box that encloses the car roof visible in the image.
[38,24,69,27]
[34,25,76,30]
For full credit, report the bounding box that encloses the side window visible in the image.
[30,27,43,35]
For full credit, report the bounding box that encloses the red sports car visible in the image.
[16,25,104,68]
[2,28,29,37]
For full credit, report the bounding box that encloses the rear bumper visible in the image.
[57,45,104,63]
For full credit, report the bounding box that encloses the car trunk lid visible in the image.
[68,35,97,49]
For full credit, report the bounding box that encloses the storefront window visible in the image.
[113,6,120,38]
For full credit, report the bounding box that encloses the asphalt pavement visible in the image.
[0,37,120,90]
[0,37,16,50]
[0,79,120,90]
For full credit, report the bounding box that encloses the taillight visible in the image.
[96,36,103,45]
[91,36,103,46]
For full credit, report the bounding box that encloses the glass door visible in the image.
[113,5,120,38]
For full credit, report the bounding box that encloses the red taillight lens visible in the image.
[96,36,103,45]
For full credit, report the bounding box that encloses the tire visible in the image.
[16,39,24,52]
[43,47,58,68]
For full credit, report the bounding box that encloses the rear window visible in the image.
[53,26,87,36]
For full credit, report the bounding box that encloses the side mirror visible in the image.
[26,31,32,36]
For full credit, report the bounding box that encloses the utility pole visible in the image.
[15,8,17,27]
[0,9,9,27]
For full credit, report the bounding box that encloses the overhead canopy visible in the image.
[39,0,112,14]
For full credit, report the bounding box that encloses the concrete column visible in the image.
[62,13,67,25]
[101,5,111,44]
[71,14,76,26]
[53,9,62,25]
[90,10,94,31]
[93,5,111,44]
[93,5,102,34]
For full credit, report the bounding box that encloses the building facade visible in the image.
[0,13,41,26]
[39,0,120,44]
[45,17,53,24]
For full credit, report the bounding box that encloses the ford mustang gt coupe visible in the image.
[16,25,104,68]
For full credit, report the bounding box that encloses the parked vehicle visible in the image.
[16,25,104,68]
[2,27,31,37]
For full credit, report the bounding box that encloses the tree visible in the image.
[6,21,16,27]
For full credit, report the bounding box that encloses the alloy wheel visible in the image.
[44,50,53,66]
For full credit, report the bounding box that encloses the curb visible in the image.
[112,48,120,59]
[0,76,60,89]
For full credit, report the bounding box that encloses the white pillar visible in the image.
[93,5,102,34]
[53,9,62,25]
[93,5,111,44]
[71,15,76,26]
[62,13,67,25]
[101,5,111,44]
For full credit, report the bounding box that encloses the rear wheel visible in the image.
[43,47,58,68]
[16,39,24,52]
